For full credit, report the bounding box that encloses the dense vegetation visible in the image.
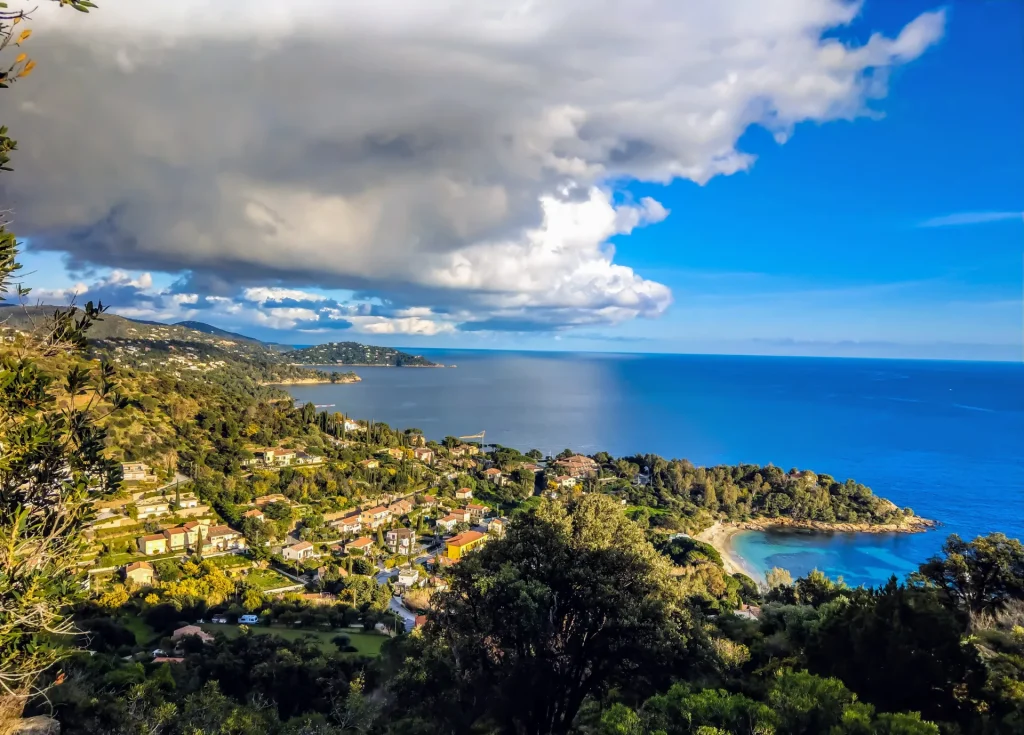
[288,341,440,367]
[2,8,1022,734]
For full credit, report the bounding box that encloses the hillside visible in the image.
[0,306,355,384]
[289,341,441,367]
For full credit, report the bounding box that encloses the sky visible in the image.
[4,0,1022,360]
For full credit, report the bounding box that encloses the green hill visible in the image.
[288,341,441,367]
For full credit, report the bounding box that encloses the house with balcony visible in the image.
[386,527,416,555]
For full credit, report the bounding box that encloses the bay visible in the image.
[281,350,1024,587]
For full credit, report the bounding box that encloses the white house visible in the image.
[397,568,420,589]
[282,540,316,561]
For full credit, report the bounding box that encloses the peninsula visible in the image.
[287,341,442,367]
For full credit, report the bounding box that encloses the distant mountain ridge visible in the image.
[174,320,264,344]
[1,306,437,368]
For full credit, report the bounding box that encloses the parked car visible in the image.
[211,616,228,624]
[239,614,259,625]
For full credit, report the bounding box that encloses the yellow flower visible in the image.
[14,54,26,64]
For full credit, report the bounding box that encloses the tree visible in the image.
[807,579,986,725]
[1,4,121,716]
[913,533,1024,619]
[403,494,693,734]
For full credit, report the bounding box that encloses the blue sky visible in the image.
[12,0,1024,360]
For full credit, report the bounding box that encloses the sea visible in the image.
[282,351,1024,588]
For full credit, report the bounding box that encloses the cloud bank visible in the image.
[7,0,945,334]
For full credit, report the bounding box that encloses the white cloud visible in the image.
[918,211,1024,228]
[10,0,946,331]
[241,287,328,304]
[352,316,456,336]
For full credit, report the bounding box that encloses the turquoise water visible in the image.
[284,351,1024,587]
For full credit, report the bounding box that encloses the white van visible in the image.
[238,614,259,625]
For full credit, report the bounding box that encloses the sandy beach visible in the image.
[696,515,936,584]
[696,522,764,581]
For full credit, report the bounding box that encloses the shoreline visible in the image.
[262,375,361,385]
[288,363,449,369]
[696,515,937,583]
[696,523,764,580]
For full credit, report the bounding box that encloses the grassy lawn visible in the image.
[199,623,386,656]
[121,614,158,646]
[244,568,297,590]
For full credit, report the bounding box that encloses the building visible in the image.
[121,462,156,483]
[162,526,192,553]
[408,433,427,447]
[330,514,363,535]
[380,447,406,460]
[418,495,437,509]
[345,537,374,554]
[358,459,380,470]
[206,525,246,552]
[436,514,460,533]
[446,530,487,560]
[487,517,506,537]
[124,561,154,585]
[138,533,168,555]
[243,508,265,522]
[360,506,391,529]
[455,488,473,501]
[412,447,434,464]
[175,493,201,510]
[172,626,213,645]
[397,568,420,589]
[343,419,363,432]
[450,508,471,523]
[482,467,504,485]
[136,497,170,519]
[248,448,297,467]
[386,527,416,555]
[465,503,490,522]
[450,444,479,458]
[294,451,325,465]
[388,498,414,517]
[735,604,763,621]
[554,454,600,478]
[282,540,316,561]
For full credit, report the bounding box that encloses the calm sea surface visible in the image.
[283,351,1024,587]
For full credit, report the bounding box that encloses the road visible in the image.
[388,596,417,631]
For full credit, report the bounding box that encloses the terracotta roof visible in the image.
[447,530,485,547]
[141,533,165,542]
[243,509,264,518]
[207,525,237,538]
[347,537,373,548]
[125,561,153,572]
[289,540,314,552]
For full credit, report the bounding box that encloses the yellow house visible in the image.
[445,530,487,561]
[138,533,168,555]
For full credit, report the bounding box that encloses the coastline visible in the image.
[262,375,361,385]
[696,515,937,583]
[696,522,764,580]
[288,363,448,368]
